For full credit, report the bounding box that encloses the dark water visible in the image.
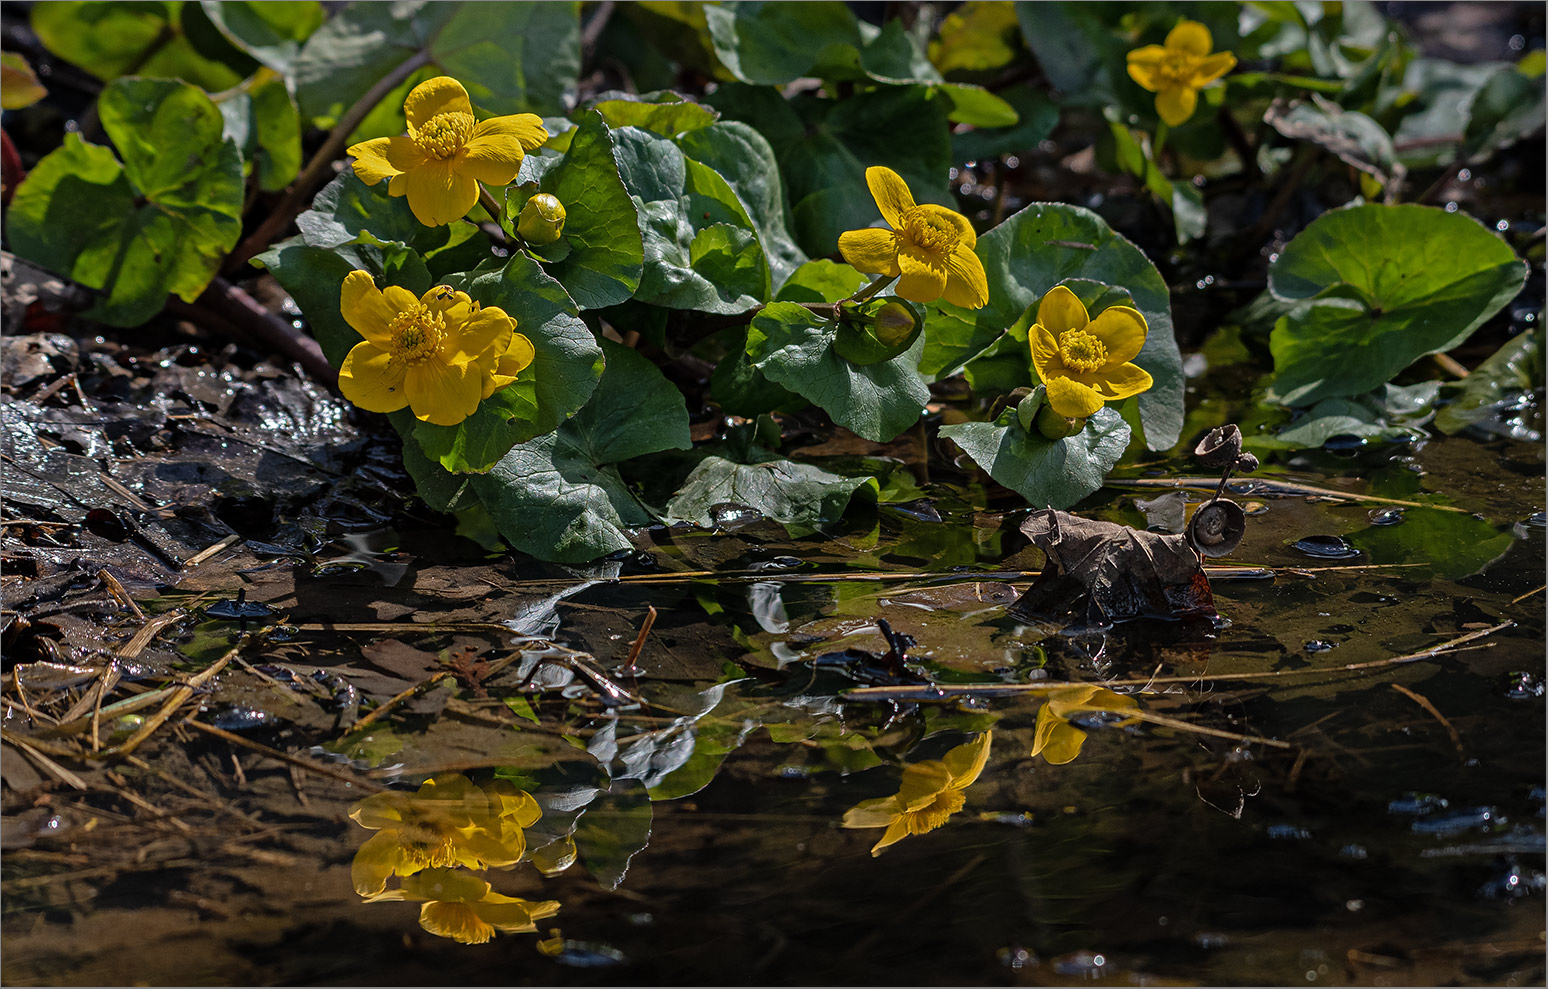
[4,396,1543,987]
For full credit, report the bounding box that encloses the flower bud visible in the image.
[1035,402,1086,440]
[517,193,566,245]
[872,300,920,347]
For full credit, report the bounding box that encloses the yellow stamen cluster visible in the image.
[413,111,474,160]
[389,304,448,366]
[1058,329,1108,373]
[902,206,961,254]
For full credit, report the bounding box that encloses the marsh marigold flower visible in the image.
[1030,285,1153,419]
[349,775,542,896]
[838,166,989,309]
[337,271,529,427]
[365,867,560,945]
[841,732,991,855]
[1126,20,1237,127]
[347,76,548,226]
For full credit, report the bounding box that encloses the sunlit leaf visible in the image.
[940,408,1130,510]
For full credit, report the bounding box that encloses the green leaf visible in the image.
[471,339,691,564]
[708,332,806,418]
[706,83,953,258]
[952,86,1058,163]
[296,171,461,260]
[676,122,808,292]
[703,0,862,85]
[214,71,303,192]
[410,253,605,473]
[925,202,1184,450]
[1347,508,1515,581]
[1435,328,1542,435]
[524,110,644,310]
[665,453,872,535]
[937,83,1019,127]
[939,407,1130,509]
[199,0,324,72]
[612,126,769,312]
[1267,203,1527,406]
[1251,393,1430,451]
[1264,96,1401,185]
[747,302,931,442]
[774,259,868,304]
[32,0,248,91]
[293,1,579,128]
[249,241,362,365]
[8,79,244,326]
[586,89,719,137]
[1464,66,1547,160]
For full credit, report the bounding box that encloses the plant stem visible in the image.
[223,48,434,275]
[844,273,898,306]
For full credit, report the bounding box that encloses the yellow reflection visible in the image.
[841,732,992,855]
[365,867,559,945]
[1029,686,1140,765]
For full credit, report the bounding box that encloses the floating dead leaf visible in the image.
[1009,509,1215,623]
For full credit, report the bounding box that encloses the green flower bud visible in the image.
[517,193,566,245]
[1034,402,1086,440]
[872,300,920,347]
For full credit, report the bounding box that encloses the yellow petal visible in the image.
[456,132,526,186]
[472,113,549,153]
[483,779,543,828]
[403,158,480,226]
[349,136,423,185]
[399,867,490,902]
[896,246,948,303]
[1029,323,1062,383]
[404,358,481,426]
[1036,284,1089,336]
[941,243,989,309]
[1125,45,1168,92]
[405,75,472,133]
[339,342,409,414]
[870,816,913,855]
[340,270,397,346]
[420,901,496,944]
[895,760,955,812]
[1043,375,1104,418]
[458,827,526,870]
[1049,684,1140,718]
[382,284,420,314]
[1156,86,1198,127]
[1039,720,1089,765]
[470,897,547,935]
[864,165,916,229]
[837,227,902,277]
[485,332,536,396]
[1086,305,1149,365]
[448,304,515,367]
[841,795,905,829]
[351,830,408,896]
[941,731,992,789]
[1092,362,1153,401]
[388,171,409,197]
[1190,51,1237,87]
[1165,19,1212,56]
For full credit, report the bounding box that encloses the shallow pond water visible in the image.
[3,391,1543,987]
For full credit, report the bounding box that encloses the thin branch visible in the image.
[169,278,335,386]
[1109,476,1470,512]
[224,48,435,274]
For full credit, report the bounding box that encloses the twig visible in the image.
[1432,353,1470,378]
[346,671,453,733]
[224,48,435,274]
[3,731,88,789]
[1125,710,1294,749]
[580,0,616,67]
[1109,476,1470,512]
[1390,683,1465,759]
[620,605,656,675]
[97,569,145,621]
[182,718,388,792]
[170,281,334,386]
[114,608,186,659]
[1510,585,1543,605]
[181,532,244,570]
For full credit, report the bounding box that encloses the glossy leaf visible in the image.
[746,302,931,443]
[1267,203,1527,406]
[1435,329,1542,435]
[199,0,324,72]
[215,70,303,192]
[31,0,248,90]
[939,407,1130,509]
[666,454,873,536]
[470,340,690,564]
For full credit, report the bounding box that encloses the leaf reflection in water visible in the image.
[841,731,992,855]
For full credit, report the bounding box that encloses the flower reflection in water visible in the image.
[1030,686,1140,765]
[349,774,554,944]
[841,732,991,855]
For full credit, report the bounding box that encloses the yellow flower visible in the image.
[337,271,527,427]
[841,732,991,855]
[365,868,559,945]
[347,76,548,227]
[1126,20,1237,127]
[348,774,541,896]
[838,166,990,309]
[1029,285,1153,419]
[1030,686,1139,765]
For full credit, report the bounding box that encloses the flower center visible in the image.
[908,790,967,833]
[1157,52,1200,86]
[900,206,961,255]
[414,111,474,160]
[390,305,447,365]
[1058,329,1108,373]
